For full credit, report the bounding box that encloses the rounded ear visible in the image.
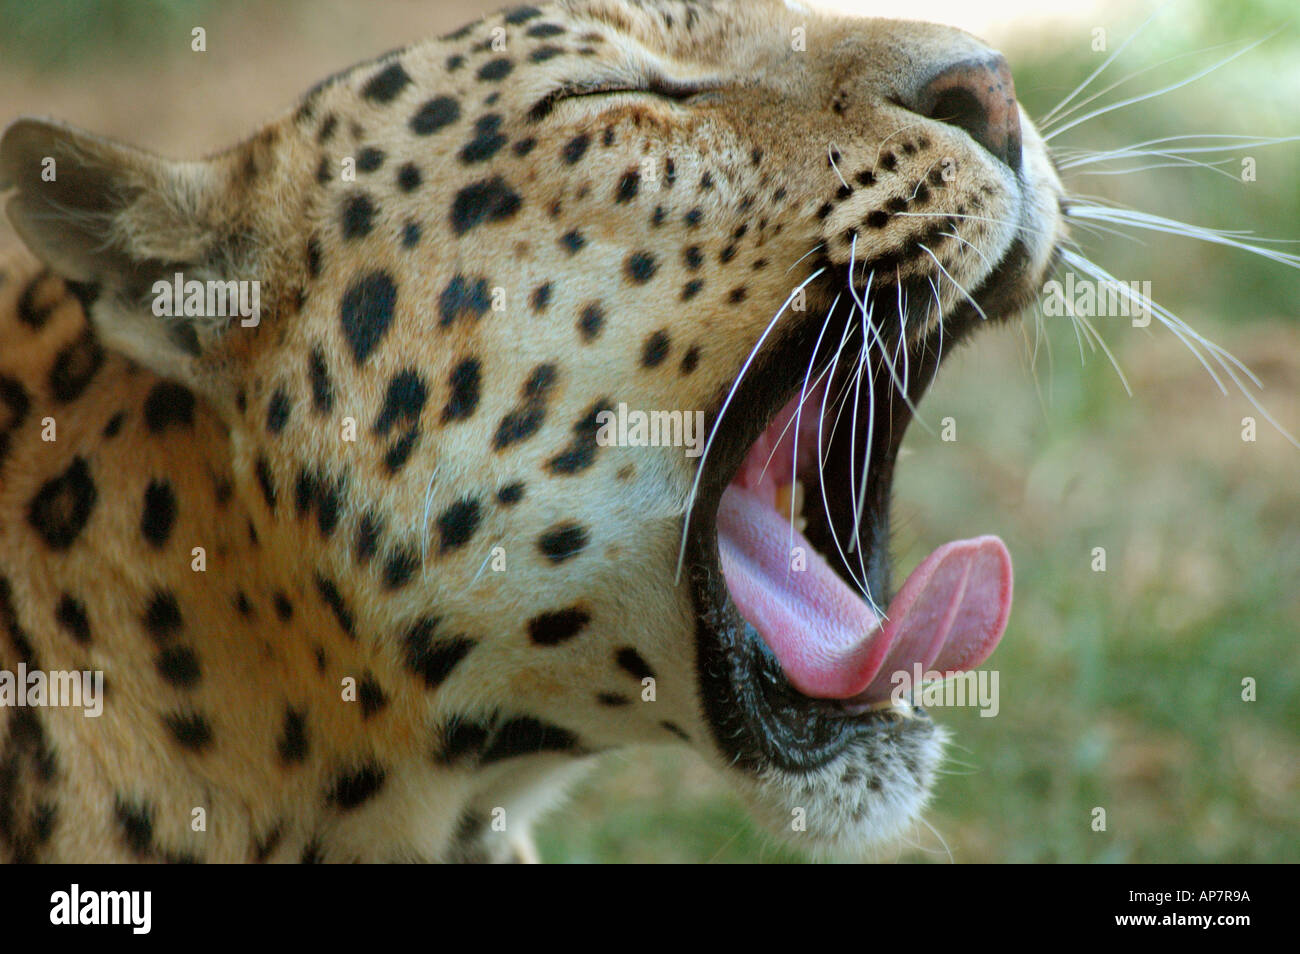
[1,118,277,384]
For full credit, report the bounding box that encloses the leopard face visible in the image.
[0,0,1066,861]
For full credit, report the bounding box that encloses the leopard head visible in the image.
[0,0,1065,857]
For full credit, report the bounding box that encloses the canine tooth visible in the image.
[775,480,807,532]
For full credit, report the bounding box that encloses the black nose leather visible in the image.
[909,55,1022,172]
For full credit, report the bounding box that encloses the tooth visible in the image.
[865,697,916,720]
[775,480,808,532]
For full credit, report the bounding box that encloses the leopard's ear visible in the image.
[0,117,280,384]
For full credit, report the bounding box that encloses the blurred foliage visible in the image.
[0,0,220,68]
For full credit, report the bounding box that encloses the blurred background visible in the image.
[1,0,1295,862]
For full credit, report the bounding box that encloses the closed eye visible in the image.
[526,75,712,122]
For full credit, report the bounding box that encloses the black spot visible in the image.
[442,358,481,423]
[266,388,292,434]
[681,279,704,301]
[527,22,564,38]
[528,606,590,645]
[562,133,591,164]
[156,646,201,688]
[328,763,386,810]
[16,273,56,329]
[356,512,381,563]
[729,287,748,304]
[880,152,897,171]
[577,303,605,341]
[235,591,254,618]
[383,547,420,589]
[55,594,91,644]
[402,222,422,248]
[101,411,126,438]
[504,5,542,23]
[383,164,416,199]
[460,114,508,163]
[530,45,563,62]
[438,274,492,327]
[446,54,465,72]
[493,363,557,449]
[300,839,323,863]
[477,58,514,81]
[437,718,491,764]
[356,147,385,174]
[661,721,690,741]
[680,345,701,375]
[547,401,607,474]
[309,348,334,414]
[866,209,889,229]
[560,229,586,254]
[48,330,104,402]
[720,243,738,263]
[699,171,714,190]
[684,207,703,227]
[410,96,461,135]
[253,824,284,862]
[481,717,579,765]
[340,270,397,364]
[273,592,294,622]
[530,283,552,313]
[537,522,588,563]
[497,481,525,505]
[383,430,419,474]
[513,136,538,156]
[164,712,213,752]
[316,155,332,185]
[641,331,670,368]
[437,497,482,553]
[451,177,522,234]
[114,797,154,857]
[341,192,377,239]
[0,577,37,668]
[255,455,277,510]
[361,62,411,103]
[143,382,195,433]
[616,647,655,681]
[26,456,97,550]
[403,619,475,690]
[684,246,703,270]
[141,480,176,548]
[598,693,629,707]
[144,590,183,643]
[373,370,427,435]
[278,708,310,763]
[615,170,640,203]
[0,375,30,466]
[625,251,658,284]
[314,575,355,639]
[358,673,388,718]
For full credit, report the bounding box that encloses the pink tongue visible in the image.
[717,485,1012,701]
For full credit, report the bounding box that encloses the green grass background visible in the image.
[1,0,1295,862]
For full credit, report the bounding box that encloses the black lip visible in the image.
[686,238,1037,773]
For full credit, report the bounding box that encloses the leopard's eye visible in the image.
[527,75,713,121]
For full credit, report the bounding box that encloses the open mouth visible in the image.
[687,265,1026,773]
[717,381,1012,705]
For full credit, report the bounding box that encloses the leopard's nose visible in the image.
[906,54,1022,173]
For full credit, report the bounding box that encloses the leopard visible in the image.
[0,0,1066,862]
